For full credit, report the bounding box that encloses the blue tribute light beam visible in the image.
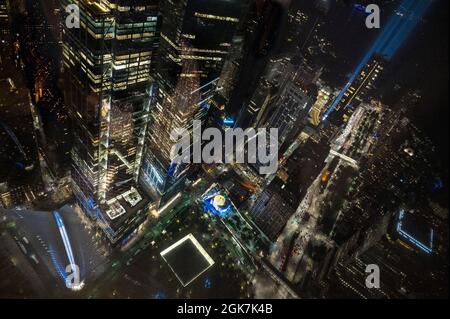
[381,0,432,59]
[323,0,432,120]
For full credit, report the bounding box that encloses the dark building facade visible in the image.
[250,177,296,241]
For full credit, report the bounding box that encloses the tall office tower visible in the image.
[0,0,9,41]
[247,80,275,128]
[233,0,293,128]
[250,177,296,241]
[217,35,245,101]
[141,0,244,199]
[309,87,331,126]
[246,54,297,128]
[264,81,313,150]
[334,55,386,116]
[61,0,161,244]
[326,55,386,126]
[249,79,312,177]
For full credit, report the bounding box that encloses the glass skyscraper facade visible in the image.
[61,0,160,244]
[140,0,245,200]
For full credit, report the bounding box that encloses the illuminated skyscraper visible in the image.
[309,87,331,126]
[141,0,244,199]
[264,81,312,149]
[334,56,386,116]
[61,0,161,244]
